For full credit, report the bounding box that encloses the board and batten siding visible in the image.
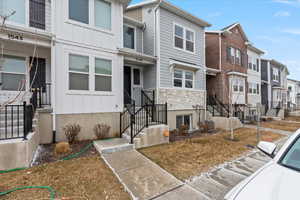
[53,0,124,115]
[158,8,206,90]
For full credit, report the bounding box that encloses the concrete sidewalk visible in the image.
[94,139,207,200]
[244,125,294,136]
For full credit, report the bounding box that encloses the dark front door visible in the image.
[124,66,131,104]
[30,57,46,91]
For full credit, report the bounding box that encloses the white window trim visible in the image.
[272,68,279,82]
[173,23,196,54]
[248,82,260,95]
[172,69,194,89]
[123,24,137,51]
[65,0,113,35]
[66,51,114,95]
[131,67,143,87]
[231,78,244,93]
[176,114,193,131]
[94,57,112,92]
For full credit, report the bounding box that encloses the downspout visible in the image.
[51,0,56,143]
[154,0,162,104]
[218,32,222,71]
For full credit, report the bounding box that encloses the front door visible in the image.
[30,57,46,90]
[132,67,143,106]
[124,66,131,105]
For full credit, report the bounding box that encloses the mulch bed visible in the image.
[32,140,98,166]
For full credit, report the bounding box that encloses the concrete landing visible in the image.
[101,149,184,200]
[93,138,134,154]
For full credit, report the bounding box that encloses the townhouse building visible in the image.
[287,79,300,110]
[0,0,210,144]
[261,59,289,113]
[206,23,249,107]
[247,44,264,113]
[125,0,210,130]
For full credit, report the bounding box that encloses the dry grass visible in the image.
[261,120,300,132]
[285,116,300,122]
[139,128,283,180]
[0,156,130,200]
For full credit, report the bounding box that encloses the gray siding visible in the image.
[159,8,205,90]
[143,66,157,89]
[142,6,155,56]
[261,60,268,82]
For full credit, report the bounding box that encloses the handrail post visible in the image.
[23,101,27,140]
[38,87,42,108]
[146,107,149,128]
[130,114,133,144]
[165,102,168,125]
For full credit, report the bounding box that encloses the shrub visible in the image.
[94,123,111,140]
[179,125,189,135]
[54,142,71,156]
[63,123,81,144]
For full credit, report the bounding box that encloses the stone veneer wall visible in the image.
[158,88,206,110]
[55,112,120,142]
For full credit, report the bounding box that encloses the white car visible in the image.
[225,129,300,200]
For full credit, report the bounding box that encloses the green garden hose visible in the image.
[0,186,56,200]
[61,142,93,160]
[0,142,94,199]
[0,167,26,174]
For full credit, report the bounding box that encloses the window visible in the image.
[236,49,241,65]
[173,69,194,89]
[174,24,195,53]
[174,25,184,49]
[69,54,89,90]
[176,115,192,130]
[249,82,260,95]
[0,55,26,91]
[248,56,252,69]
[272,68,279,81]
[123,25,135,49]
[232,78,244,93]
[173,69,183,87]
[227,47,243,65]
[95,58,112,91]
[256,59,260,72]
[0,0,26,24]
[69,0,111,30]
[95,0,111,30]
[69,0,89,24]
[280,136,300,172]
[186,30,195,52]
[133,68,140,85]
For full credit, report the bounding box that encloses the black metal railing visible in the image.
[120,102,168,144]
[207,95,229,117]
[0,102,34,140]
[31,83,51,109]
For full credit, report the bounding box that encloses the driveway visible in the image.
[186,136,290,200]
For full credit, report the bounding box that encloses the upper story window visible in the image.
[248,82,260,95]
[69,0,89,24]
[69,0,111,30]
[227,47,244,66]
[0,0,26,24]
[272,68,279,82]
[248,57,260,72]
[174,24,195,53]
[1,0,46,30]
[232,78,244,93]
[123,25,135,49]
[173,69,194,89]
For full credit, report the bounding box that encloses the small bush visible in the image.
[179,125,189,135]
[94,123,111,140]
[63,123,81,144]
[55,142,71,156]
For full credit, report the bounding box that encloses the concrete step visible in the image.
[93,138,134,154]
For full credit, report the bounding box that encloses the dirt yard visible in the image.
[0,156,130,200]
[139,128,283,180]
[261,120,300,132]
[285,116,300,122]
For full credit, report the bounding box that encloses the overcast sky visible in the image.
[130,0,300,80]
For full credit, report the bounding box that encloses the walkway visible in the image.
[186,126,293,200]
[94,139,208,200]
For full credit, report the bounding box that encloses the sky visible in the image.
[130,0,300,80]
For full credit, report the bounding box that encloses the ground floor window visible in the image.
[0,55,26,91]
[173,69,194,89]
[231,77,244,93]
[248,82,260,94]
[176,114,192,130]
